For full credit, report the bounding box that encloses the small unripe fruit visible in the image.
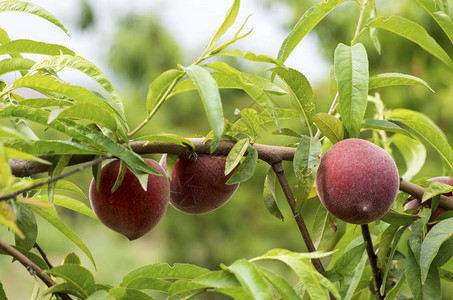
[315,139,400,224]
[161,154,239,214]
[89,159,170,240]
[404,176,452,230]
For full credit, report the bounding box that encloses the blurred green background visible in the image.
[1,0,453,299]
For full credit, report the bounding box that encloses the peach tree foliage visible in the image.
[0,0,453,299]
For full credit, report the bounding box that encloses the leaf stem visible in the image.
[0,239,72,300]
[128,72,185,137]
[34,242,54,269]
[360,224,384,299]
[271,162,325,273]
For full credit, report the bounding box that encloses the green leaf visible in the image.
[339,255,368,300]
[380,209,418,226]
[45,265,96,298]
[277,0,348,64]
[184,65,223,152]
[311,204,337,252]
[216,49,281,65]
[263,167,284,221]
[271,128,301,138]
[121,263,210,286]
[380,226,407,294]
[334,43,369,138]
[420,217,453,283]
[146,69,184,114]
[134,134,195,150]
[49,103,119,133]
[0,58,35,76]
[324,242,367,282]
[108,287,154,300]
[15,98,74,108]
[415,0,453,45]
[1,138,103,155]
[293,136,321,212]
[313,113,344,144]
[29,179,86,199]
[227,259,274,300]
[0,106,155,175]
[391,134,426,181]
[0,1,70,36]
[0,39,74,56]
[251,249,339,299]
[14,203,37,250]
[365,16,453,67]
[422,181,453,202]
[8,75,125,121]
[167,280,207,298]
[36,195,97,219]
[361,119,411,137]
[405,241,423,300]
[205,62,277,121]
[30,55,124,112]
[173,72,286,96]
[423,262,442,300]
[206,0,240,51]
[258,267,302,300]
[0,125,23,138]
[270,66,315,133]
[225,138,249,175]
[4,146,51,164]
[0,142,12,188]
[237,108,260,141]
[226,146,258,184]
[30,206,96,268]
[369,73,433,92]
[194,270,241,288]
[125,277,172,294]
[393,119,453,172]
[377,224,400,271]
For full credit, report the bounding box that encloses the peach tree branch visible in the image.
[0,239,72,300]
[361,224,384,300]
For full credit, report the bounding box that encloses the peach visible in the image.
[89,159,169,240]
[161,154,239,214]
[315,139,400,224]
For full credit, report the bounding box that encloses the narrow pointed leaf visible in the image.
[420,217,453,283]
[369,73,433,91]
[226,146,257,184]
[227,259,273,300]
[0,1,70,35]
[2,138,102,155]
[206,0,240,51]
[14,203,37,251]
[311,204,337,252]
[313,113,344,144]
[334,43,369,138]
[422,181,453,202]
[146,69,183,113]
[184,65,223,152]
[258,267,302,300]
[37,195,97,219]
[45,264,96,297]
[277,0,348,64]
[415,0,453,44]
[134,134,195,150]
[216,49,281,65]
[389,108,447,139]
[30,55,124,111]
[391,134,426,180]
[293,136,321,212]
[270,66,315,131]
[0,39,74,56]
[366,16,453,67]
[324,242,367,282]
[392,119,453,171]
[225,138,249,175]
[9,75,125,121]
[0,58,35,75]
[263,167,284,221]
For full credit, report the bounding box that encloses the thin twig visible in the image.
[34,242,54,269]
[1,154,112,201]
[361,224,384,300]
[0,239,72,300]
[271,162,325,273]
